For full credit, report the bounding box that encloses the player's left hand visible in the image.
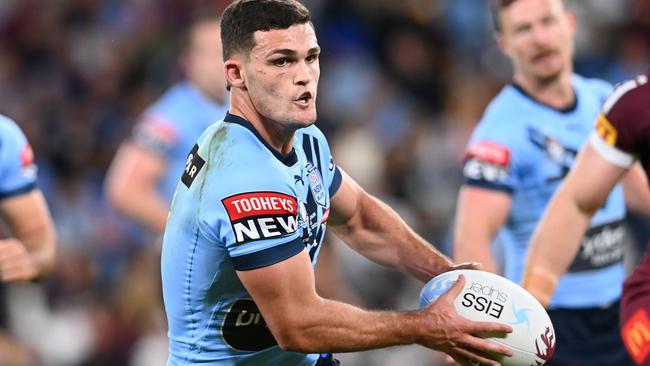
[0,239,38,282]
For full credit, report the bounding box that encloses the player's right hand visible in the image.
[416,275,512,366]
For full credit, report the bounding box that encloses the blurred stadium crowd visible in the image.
[0,0,649,365]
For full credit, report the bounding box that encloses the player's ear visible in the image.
[565,10,577,36]
[224,59,246,89]
[494,32,511,58]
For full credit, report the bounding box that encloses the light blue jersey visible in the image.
[131,81,228,202]
[0,114,37,199]
[462,75,626,309]
[161,112,342,365]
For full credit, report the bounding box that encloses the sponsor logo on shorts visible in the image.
[222,192,298,243]
[222,298,277,352]
[622,308,650,365]
[595,113,618,146]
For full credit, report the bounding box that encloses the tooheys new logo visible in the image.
[222,192,298,243]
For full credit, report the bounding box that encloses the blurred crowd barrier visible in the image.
[0,0,648,365]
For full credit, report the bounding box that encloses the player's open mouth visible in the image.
[294,92,313,106]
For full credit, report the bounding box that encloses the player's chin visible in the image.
[292,111,317,127]
[532,67,563,84]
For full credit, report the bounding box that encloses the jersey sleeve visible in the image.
[131,113,180,157]
[461,117,522,194]
[590,74,649,168]
[189,138,304,271]
[218,189,303,270]
[0,117,37,199]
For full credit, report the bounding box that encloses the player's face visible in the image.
[244,23,320,128]
[498,0,575,84]
[187,21,227,102]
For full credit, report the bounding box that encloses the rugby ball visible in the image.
[420,269,555,366]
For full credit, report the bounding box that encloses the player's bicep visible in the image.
[105,143,167,207]
[622,163,650,217]
[108,143,167,188]
[328,168,363,227]
[236,250,318,341]
[566,142,628,215]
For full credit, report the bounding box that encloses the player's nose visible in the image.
[293,61,313,86]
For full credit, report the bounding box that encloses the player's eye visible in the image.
[541,16,556,27]
[306,54,319,63]
[514,24,530,35]
[272,58,289,67]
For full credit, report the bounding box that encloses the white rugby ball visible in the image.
[420,269,555,366]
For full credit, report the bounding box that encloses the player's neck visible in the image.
[229,91,295,156]
[513,72,575,110]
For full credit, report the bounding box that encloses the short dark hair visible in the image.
[221,0,312,60]
[490,0,567,32]
[490,0,519,32]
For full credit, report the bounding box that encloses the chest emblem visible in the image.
[306,163,327,207]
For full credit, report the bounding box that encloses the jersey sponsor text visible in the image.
[223,192,299,243]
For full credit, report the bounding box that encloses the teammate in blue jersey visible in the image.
[0,114,57,365]
[161,1,514,366]
[453,1,649,365]
[106,16,229,234]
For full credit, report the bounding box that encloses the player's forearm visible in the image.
[454,240,499,274]
[20,227,57,278]
[4,191,57,279]
[332,193,451,282]
[523,189,593,304]
[452,225,499,274]
[273,297,421,353]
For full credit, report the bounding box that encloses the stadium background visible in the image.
[0,0,648,365]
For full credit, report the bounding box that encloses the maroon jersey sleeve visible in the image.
[591,72,650,171]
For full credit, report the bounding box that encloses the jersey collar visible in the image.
[223,112,298,167]
[510,83,578,114]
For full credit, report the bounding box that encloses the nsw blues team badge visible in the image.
[306,163,326,207]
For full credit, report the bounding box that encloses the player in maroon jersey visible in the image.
[521,70,650,365]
